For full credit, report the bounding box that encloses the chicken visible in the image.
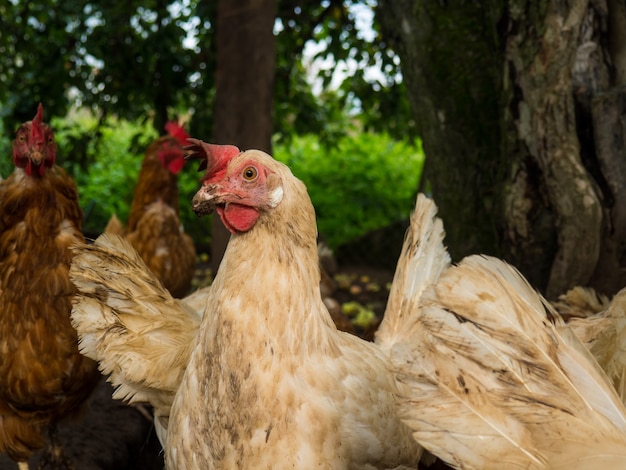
[70,140,626,469]
[0,104,100,469]
[553,287,626,406]
[71,141,424,469]
[108,122,196,298]
[552,285,610,320]
[169,144,425,468]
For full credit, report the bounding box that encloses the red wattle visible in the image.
[168,156,185,174]
[219,204,260,233]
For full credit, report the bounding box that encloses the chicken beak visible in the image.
[30,151,44,166]
[192,184,218,217]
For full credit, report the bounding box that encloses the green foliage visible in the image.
[0,118,11,179]
[274,133,424,248]
[50,112,208,245]
[0,0,422,249]
[0,0,211,135]
[52,113,156,235]
[0,1,411,152]
[0,1,87,124]
[274,0,415,142]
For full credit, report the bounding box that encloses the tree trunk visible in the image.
[377,1,507,262]
[210,0,276,273]
[379,0,626,298]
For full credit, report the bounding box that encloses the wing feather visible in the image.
[70,234,202,444]
[391,255,626,468]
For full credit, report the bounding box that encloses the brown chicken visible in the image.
[0,104,100,469]
[108,122,196,298]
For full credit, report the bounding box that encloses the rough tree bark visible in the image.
[379,0,626,298]
[210,0,276,273]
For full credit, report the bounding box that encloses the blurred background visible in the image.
[2,0,626,355]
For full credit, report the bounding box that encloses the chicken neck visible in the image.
[206,177,340,359]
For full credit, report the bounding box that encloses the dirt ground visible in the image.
[326,264,394,339]
[0,378,164,470]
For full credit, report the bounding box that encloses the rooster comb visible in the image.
[30,103,46,142]
[185,139,240,178]
[33,103,44,126]
[164,121,189,145]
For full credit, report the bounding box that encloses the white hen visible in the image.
[71,141,626,470]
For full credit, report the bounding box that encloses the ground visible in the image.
[0,379,164,470]
[327,264,395,340]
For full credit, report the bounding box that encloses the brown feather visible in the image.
[122,135,196,298]
[0,166,99,462]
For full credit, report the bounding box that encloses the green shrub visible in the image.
[274,133,424,249]
[52,113,157,236]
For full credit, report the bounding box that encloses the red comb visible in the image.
[31,103,45,144]
[165,121,190,145]
[33,103,44,125]
[185,139,240,178]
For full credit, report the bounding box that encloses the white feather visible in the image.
[70,233,202,445]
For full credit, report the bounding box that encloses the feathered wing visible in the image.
[70,233,202,444]
[390,254,626,469]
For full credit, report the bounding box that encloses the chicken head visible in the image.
[12,103,56,177]
[155,122,190,175]
[187,140,284,234]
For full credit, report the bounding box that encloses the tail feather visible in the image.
[375,193,451,351]
[390,254,626,468]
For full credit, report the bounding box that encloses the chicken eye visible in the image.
[17,134,25,142]
[242,166,258,181]
[47,135,54,144]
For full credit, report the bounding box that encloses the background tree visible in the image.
[0,0,205,176]
[209,0,277,272]
[274,0,415,143]
[378,0,626,298]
